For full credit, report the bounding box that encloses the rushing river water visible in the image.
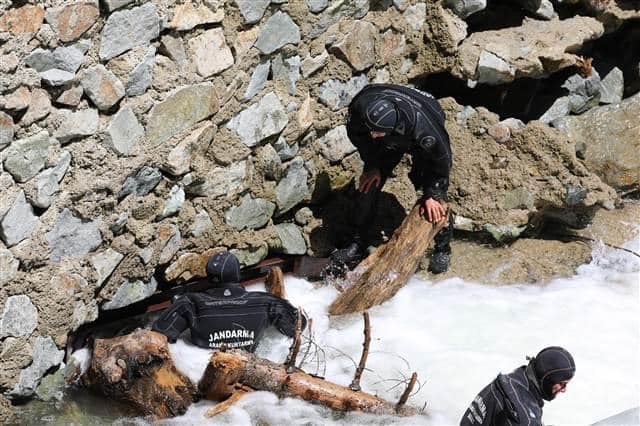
[15,234,639,426]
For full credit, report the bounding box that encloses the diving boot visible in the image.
[322,242,366,279]
[428,251,450,274]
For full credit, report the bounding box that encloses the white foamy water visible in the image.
[162,235,640,426]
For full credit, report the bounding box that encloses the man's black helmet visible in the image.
[531,346,576,401]
[206,251,241,287]
[364,98,397,132]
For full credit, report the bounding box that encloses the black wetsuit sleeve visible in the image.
[411,108,451,201]
[460,379,503,426]
[346,113,383,172]
[151,295,197,343]
[267,296,307,338]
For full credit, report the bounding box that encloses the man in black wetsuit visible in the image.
[152,251,306,351]
[460,346,576,426]
[328,83,454,275]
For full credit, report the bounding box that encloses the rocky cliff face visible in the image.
[0,0,637,405]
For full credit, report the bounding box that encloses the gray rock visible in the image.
[9,336,64,399]
[477,50,516,85]
[0,295,38,338]
[53,108,99,143]
[483,223,527,243]
[102,0,134,12]
[306,0,329,13]
[0,248,19,285]
[318,74,369,111]
[276,158,309,215]
[118,166,162,199]
[3,131,51,183]
[225,195,275,230]
[334,21,378,71]
[254,12,301,55]
[158,185,185,219]
[160,35,187,67]
[146,83,219,147]
[599,67,623,104]
[514,0,556,19]
[539,96,571,124]
[55,85,83,107]
[139,247,153,265]
[242,60,270,102]
[274,223,306,255]
[104,106,144,156]
[403,3,426,31]
[90,248,124,288]
[310,0,369,38]
[33,151,72,209]
[562,72,601,114]
[126,46,156,96]
[227,92,288,147]
[0,191,39,247]
[231,244,268,267]
[99,3,160,61]
[272,135,299,161]
[0,111,14,149]
[39,69,76,86]
[259,143,282,180]
[45,1,99,43]
[102,278,157,310]
[317,125,356,162]
[190,209,213,237]
[564,184,587,207]
[500,117,526,131]
[110,212,128,235]
[235,0,270,24]
[555,93,640,190]
[188,28,234,78]
[80,64,125,111]
[21,88,52,126]
[46,209,102,262]
[444,0,487,18]
[25,42,89,74]
[168,2,224,31]
[187,161,247,198]
[272,54,301,95]
[301,51,329,78]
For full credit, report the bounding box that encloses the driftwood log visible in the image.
[83,329,196,418]
[329,204,447,315]
[198,349,417,416]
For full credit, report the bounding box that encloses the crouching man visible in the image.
[152,251,306,352]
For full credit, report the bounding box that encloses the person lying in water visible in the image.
[152,251,306,351]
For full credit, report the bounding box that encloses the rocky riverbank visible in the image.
[1,0,638,415]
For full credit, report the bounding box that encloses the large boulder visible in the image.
[555,93,640,191]
[455,16,604,84]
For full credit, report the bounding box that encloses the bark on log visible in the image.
[265,265,286,298]
[329,204,447,315]
[83,329,196,419]
[199,350,417,416]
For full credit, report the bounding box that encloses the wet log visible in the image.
[329,204,447,315]
[198,350,416,416]
[265,265,286,298]
[83,329,196,419]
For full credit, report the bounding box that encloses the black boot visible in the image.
[322,242,366,279]
[428,251,450,274]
